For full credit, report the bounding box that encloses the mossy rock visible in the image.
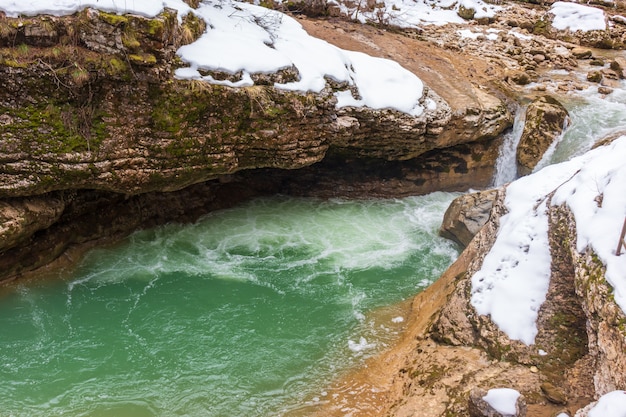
[457,5,476,20]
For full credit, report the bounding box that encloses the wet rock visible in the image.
[516,96,569,176]
[586,71,603,83]
[541,382,568,405]
[0,196,66,251]
[439,188,499,248]
[458,5,476,20]
[571,48,593,59]
[609,57,626,79]
[598,86,613,95]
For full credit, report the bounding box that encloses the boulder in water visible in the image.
[516,96,569,176]
[439,188,500,248]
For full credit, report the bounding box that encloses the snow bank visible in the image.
[176,1,427,115]
[471,136,626,345]
[0,0,191,18]
[553,137,626,314]
[0,0,429,116]
[332,0,500,28]
[588,390,626,417]
[483,388,520,415]
[550,2,607,32]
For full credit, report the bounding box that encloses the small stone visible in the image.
[600,78,621,88]
[598,86,613,95]
[590,59,605,66]
[609,57,626,79]
[532,54,545,63]
[458,4,476,20]
[530,366,539,373]
[586,71,602,83]
[507,70,531,85]
[571,47,593,59]
[540,382,567,405]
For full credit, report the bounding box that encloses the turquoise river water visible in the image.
[0,193,460,417]
[3,76,625,417]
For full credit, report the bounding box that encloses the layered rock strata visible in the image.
[0,7,512,281]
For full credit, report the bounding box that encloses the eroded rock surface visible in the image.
[0,6,515,281]
[516,96,569,176]
[439,188,499,248]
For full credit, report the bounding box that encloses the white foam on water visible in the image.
[0,193,462,417]
[347,337,376,353]
[545,85,626,165]
[492,107,525,186]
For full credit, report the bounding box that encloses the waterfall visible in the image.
[492,107,525,187]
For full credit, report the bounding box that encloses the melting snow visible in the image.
[332,0,500,28]
[588,391,626,417]
[482,388,520,415]
[550,2,607,32]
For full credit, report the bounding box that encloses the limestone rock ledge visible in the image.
[0,8,512,281]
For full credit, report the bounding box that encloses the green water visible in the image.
[0,193,459,417]
[536,84,626,170]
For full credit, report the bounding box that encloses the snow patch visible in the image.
[482,388,520,415]
[174,1,428,115]
[0,0,429,116]
[552,137,626,315]
[588,390,626,417]
[330,0,500,28]
[471,136,626,344]
[550,2,607,32]
[0,0,192,18]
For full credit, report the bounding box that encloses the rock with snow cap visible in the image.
[469,388,527,417]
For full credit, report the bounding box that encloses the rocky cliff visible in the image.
[316,137,626,416]
[0,5,517,281]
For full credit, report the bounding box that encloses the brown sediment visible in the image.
[299,237,474,416]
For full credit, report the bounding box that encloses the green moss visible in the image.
[128,53,157,65]
[1,58,28,68]
[533,18,550,36]
[122,32,141,49]
[99,12,129,27]
[147,18,166,38]
[107,57,127,75]
[0,103,107,154]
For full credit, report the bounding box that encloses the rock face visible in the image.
[439,188,499,248]
[0,8,513,281]
[411,153,624,414]
[516,96,569,176]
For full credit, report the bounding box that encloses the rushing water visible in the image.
[0,194,460,417]
[492,107,526,187]
[492,78,626,184]
[534,85,626,171]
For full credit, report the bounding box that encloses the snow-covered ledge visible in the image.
[470,136,626,345]
[0,0,432,117]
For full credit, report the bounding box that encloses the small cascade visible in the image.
[492,107,526,187]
